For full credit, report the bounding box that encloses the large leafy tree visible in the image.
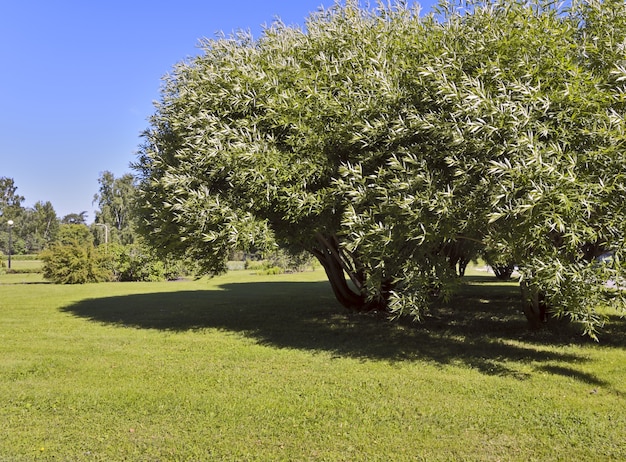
[135,0,626,338]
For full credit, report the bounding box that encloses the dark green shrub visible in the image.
[41,243,111,284]
[5,268,41,274]
[108,243,167,282]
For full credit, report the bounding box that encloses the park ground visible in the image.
[0,262,625,461]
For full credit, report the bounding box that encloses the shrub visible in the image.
[41,243,111,284]
[5,268,41,274]
[108,243,167,282]
[244,259,281,275]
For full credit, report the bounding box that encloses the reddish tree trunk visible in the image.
[310,233,387,312]
[520,280,548,328]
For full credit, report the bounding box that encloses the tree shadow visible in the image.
[60,277,623,384]
[535,365,607,386]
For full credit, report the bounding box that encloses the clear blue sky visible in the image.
[0,0,436,222]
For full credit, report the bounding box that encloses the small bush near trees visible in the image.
[41,222,190,284]
[244,249,316,275]
[41,242,111,284]
[108,243,167,282]
[41,224,111,284]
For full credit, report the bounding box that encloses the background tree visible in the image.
[93,171,138,245]
[20,201,59,252]
[61,212,88,225]
[0,177,24,221]
[135,0,626,338]
[0,178,61,255]
[0,177,26,255]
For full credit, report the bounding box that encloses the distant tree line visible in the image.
[0,174,190,282]
[1,176,69,255]
[1,173,314,283]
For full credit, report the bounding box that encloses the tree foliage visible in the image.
[93,171,138,245]
[20,201,60,252]
[135,0,626,338]
[0,177,24,221]
[1,177,27,255]
[61,212,88,225]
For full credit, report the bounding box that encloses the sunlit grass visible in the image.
[0,257,44,284]
[3,259,42,270]
[1,268,624,460]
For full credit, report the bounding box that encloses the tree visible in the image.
[93,171,138,245]
[0,177,24,221]
[61,212,88,225]
[0,177,26,256]
[20,201,59,252]
[135,0,626,338]
[0,179,60,255]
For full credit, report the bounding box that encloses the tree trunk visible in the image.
[520,280,547,329]
[493,264,515,280]
[310,233,388,312]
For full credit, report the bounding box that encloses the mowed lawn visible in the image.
[0,267,625,461]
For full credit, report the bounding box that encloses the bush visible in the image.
[106,242,192,282]
[108,243,167,282]
[244,249,315,275]
[163,258,195,280]
[5,268,41,274]
[41,243,111,284]
[243,259,279,275]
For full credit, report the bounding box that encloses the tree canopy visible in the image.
[135,0,626,338]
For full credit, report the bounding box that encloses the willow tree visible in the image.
[135,0,626,338]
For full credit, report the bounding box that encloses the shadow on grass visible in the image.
[535,365,607,386]
[61,276,625,383]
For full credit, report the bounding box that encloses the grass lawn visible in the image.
[0,258,44,285]
[0,267,625,461]
[2,259,42,270]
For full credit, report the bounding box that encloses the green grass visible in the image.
[1,268,625,461]
[0,258,43,280]
[9,259,42,270]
